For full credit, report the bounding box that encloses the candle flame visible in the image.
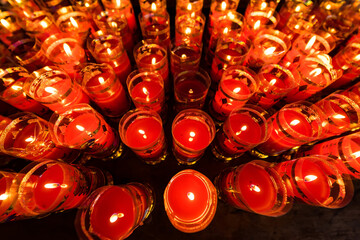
[351,150,360,159]
[249,184,261,192]
[353,54,360,62]
[187,3,192,11]
[39,20,49,29]
[295,5,301,12]
[188,88,193,94]
[190,131,196,137]
[76,125,85,131]
[333,114,346,119]
[138,129,147,139]
[227,12,235,20]
[185,27,192,35]
[269,79,277,86]
[290,119,300,126]
[63,43,72,57]
[110,21,118,29]
[69,17,79,28]
[25,137,35,142]
[304,175,318,182]
[181,54,187,59]
[305,36,317,51]
[233,87,241,93]
[45,86,58,94]
[309,68,322,77]
[187,192,195,201]
[151,2,157,11]
[254,20,261,30]
[116,0,121,7]
[226,55,231,61]
[0,193,8,201]
[325,4,331,10]
[264,47,277,56]
[0,19,10,29]
[110,213,124,223]
[223,27,229,34]
[142,87,149,95]
[107,48,112,55]
[151,57,156,65]
[85,2,90,7]
[221,1,227,11]
[44,183,68,189]
[235,125,248,135]
[11,85,23,91]
[98,77,105,84]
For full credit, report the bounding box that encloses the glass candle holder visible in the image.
[284,53,340,103]
[0,171,19,223]
[248,63,297,109]
[16,11,61,42]
[101,0,138,35]
[274,156,354,208]
[209,66,258,122]
[172,109,216,165]
[75,183,154,240]
[133,41,169,91]
[176,0,203,16]
[50,103,122,159]
[12,160,112,218]
[7,0,42,18]
[138,12,170,47]
[0,11,28,47]
[69,0,103,15]
[0,66,49,116]
[164,169,217,233]
[276,0,315,30]
[280,30,336,68]
[126,70,165,116]
[320,14,356,44]
[41,33,87,78]
[211,105,272,161]
[173,68,211,112]
[36,0,70,14]
[87,31,132,85]
[254,102,324,157]
[242,9,279,41]
[244,29,291,70]
[314,93,360,139]
[119,108,167,165]
[9,37,52,72]
[24,66,90,113]
[170,41,202,77]
[0,112,80,163]
[295,132,360,179]
[78,63,131,118]
[210,35,251,85]
[310,0,346,24]
[214,160,293,216]
[175,13,206,46]
[245,0,281,17]
[139,0,167,15]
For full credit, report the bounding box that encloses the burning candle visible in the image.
[41,33,87,78]
[139,0,167,15]
[276,0,315,30]
[245,0,280,18]
[126,70,165,115]
[75,183,154,240]
[255,102,324,157]
[320,14,356,45]
[215,160,293,216]
[164,169,217,233]
[175,13,206,46]
[242,9,279,41]
[24,66,90,113]
[133,41,169,91]
[0,66,49,116]
[0,11,28,47]
[209,66,258,122]
[87,31,132,85]
[173,68,211,112]
[172,109,216,165]
[50,103,122,159]
[248,63,297,109]
[170,41,202,77]
[138,12,171,47]
[0,171,19,222]
[0,112,80,163]
[211,106,271,161]
[69,0,103,15]
[119,108,167,164]
[176,0,204,16]
[274,156,354,208]
[14,160,111,216]
[78,63,130,118]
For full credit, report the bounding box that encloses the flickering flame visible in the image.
[249,184,261,192]
[98,77,105,84]
[116,0,121,7]
[295,5,301,12]
[260,2,267,10]
[188,131,195,142]
[138,129,147,139]
[352,151,360,159]
[185,27,192,35]
[290,119,300,126]
[11,85,22,91]
[151,57,156,65]
[235,125,248,135]
[254,20,261,30]
[151,2,157,11]
[44,183,68,189]
[227,12,235,20]
[110,21,118,29]
[45,86,58,94]
[85,3,90,7]
[223,27,229,34]
[325,4,331,10]
[142,87,149,95]
[69,17,79,28]
[0,193,8,200]
[181,54,187,59]
[187,3,192,11]
[188,89,193,94]
[76,125,85,131]
[333,114,346,119]
[63,43,72,57]
[226,55,231,61]
[305,36,317,51]
[39,20,49,29]
[221,1,227,11]
[233,87,241,93]
[353,54,360,62]
[304,175,318,182]
[269,79,277,86]
[110,213,124,223]
[264,47,277,56]
[0,19,10,29]
[187,192,195,201]
[107,48,112,55]
[25,137,35,142]
[309,68,322,77]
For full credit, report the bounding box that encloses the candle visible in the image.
[87,32,132,85]
[176,0,203,16]
[244,0,280,18]
[173,68,211,112]
[119,108,167,164]
[0,66,49,116]
[139,0,167,15]
[50,104,122,159]
[276,0,315,30]
[175,13,206,46]
[209,66,258,122]
[248,64,297,109]
[320,14,356,44]
[138,12,171,47]
[170,41,202,76]
[164,169,217,233]
[0,112,80,163]
[211,106,270,161]
[0,171,18,222]
[242,9,279,41]
[0,11,28,47]
[69,0,103,15]
[255,102,324,157]
[24,66,90,113]
[126,70,165,115]
[134,41,169,91]
[274,156,354,208]
[79,63,130,117]
[75,183,154,240]
[172,109,216,165]
[215,160,293,216]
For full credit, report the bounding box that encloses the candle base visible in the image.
[249,148,270,159]
[211,142,245,162]
[140,148,168,165]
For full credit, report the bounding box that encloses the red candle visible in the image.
[139,12,170,47]
[164,169,217,233]
[0,171,17,221]
[175,13,205,46]
[170,43,202,76]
